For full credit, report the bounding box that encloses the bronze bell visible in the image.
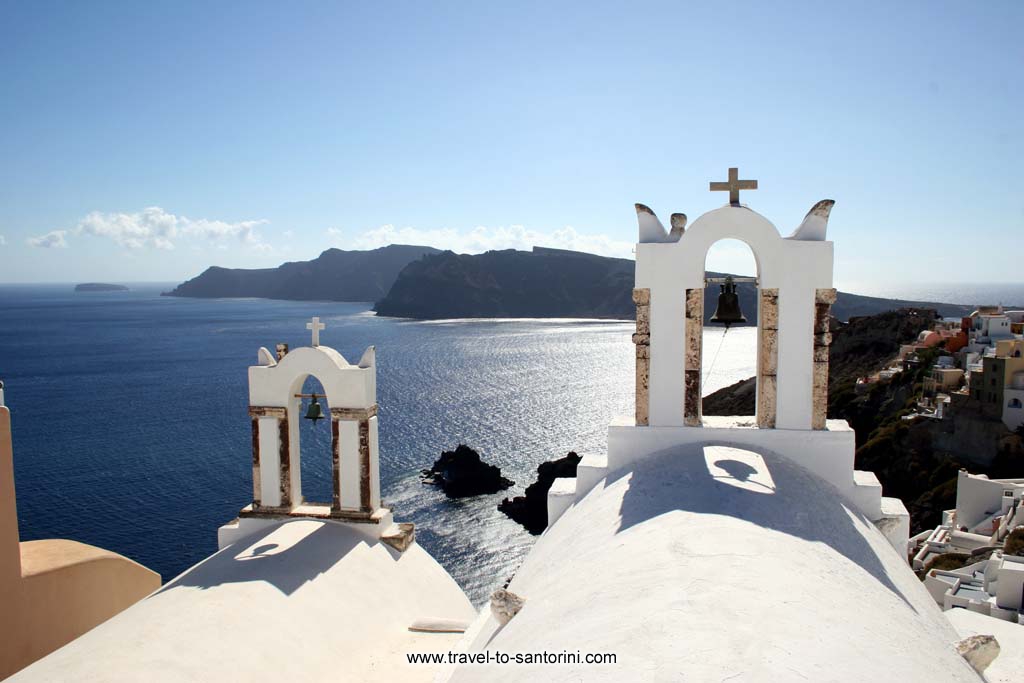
[710,277,747,327]
[304,395,324,423]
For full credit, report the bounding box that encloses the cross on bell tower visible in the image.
[710,167,758,205]
[306,316,325,346]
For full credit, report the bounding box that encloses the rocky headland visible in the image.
[374,247,975,322]
[163,244,439,301]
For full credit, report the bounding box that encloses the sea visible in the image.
[5,282,1008,604]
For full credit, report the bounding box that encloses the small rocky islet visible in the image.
[498,451,582,534]
[421,444,514,498]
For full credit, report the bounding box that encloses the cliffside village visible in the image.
[857,305,1024,628]
[857,306,1024,431]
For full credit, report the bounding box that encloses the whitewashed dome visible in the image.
[447,445,979,682]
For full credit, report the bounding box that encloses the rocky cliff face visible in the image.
[374,247,973,321]
[703,309,1024,533]
[374,247,635,319]
[704,309,940,417]
[163,244,440,302]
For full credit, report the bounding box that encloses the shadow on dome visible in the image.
[615,443,915,610]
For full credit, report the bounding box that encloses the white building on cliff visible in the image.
[9,172,1014,682]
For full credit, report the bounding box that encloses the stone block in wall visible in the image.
[635,361,650,426]
[815,288,838,305]
[812,362,829,429]
[759,289,779,329]
[757,374,777,429]
[814,304,833,334]
[684,370,701,426]
[759,331,778,375]
[685,289,703,319]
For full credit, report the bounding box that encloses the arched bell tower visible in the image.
[245,340,382,519]
[219,318,415,551]
[631,168,837,431]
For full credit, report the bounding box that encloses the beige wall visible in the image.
[0,407,161,679]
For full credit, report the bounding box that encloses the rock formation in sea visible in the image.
[498,451,582,533]
[422,445,514,498]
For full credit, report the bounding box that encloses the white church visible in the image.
[6,171,1019,681]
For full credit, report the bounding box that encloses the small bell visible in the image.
[710,276,747,328]
[304,395,324,423]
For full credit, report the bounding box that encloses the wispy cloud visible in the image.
[74,207,270,251]
[27,230,68,248]
[335,224,635,259]
[0,234,6,246]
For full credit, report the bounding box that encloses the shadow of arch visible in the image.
[160,520,403,596]
[614,443,916,610]
[713,458,758,482]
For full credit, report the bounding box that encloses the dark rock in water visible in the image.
[422,445,514,498]
[75,282,129,292]
[499,451,582,534]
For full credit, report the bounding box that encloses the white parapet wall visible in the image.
[608,416,866,507]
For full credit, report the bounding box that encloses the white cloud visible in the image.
[0,235,6,245]
[336,224,635,259]
[27,230,68,248]
[72,207,270,251]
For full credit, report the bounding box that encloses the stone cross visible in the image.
[306,316,325,346]
[710,167,758,205]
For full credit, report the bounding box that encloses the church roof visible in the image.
[10,518,476,682]
[447,446,979,682]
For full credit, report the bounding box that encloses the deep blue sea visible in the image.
[0,284,755,604]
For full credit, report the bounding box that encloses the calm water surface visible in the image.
[0,285,755,603]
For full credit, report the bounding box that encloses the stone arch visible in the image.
[699,237,762,422]
[288,372,333,508]
[634,204,835,431]
[246,344,380,519]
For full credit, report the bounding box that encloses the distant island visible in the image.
[163,244,439,302]
[75,283,129,292]
[166,243,981,322]
[374,246,977,322]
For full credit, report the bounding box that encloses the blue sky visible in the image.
[0,1,1020,292]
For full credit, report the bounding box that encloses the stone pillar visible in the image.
[813,288,837,430]
[278,416,291,508]
[757,289,779,429]
[632,288,651,426]
[330,405,378,516]
[250,418,261,507]
[684,288,704,427]
[358,419,372,512]
[248,406,288,509]
[331,418,341,513]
